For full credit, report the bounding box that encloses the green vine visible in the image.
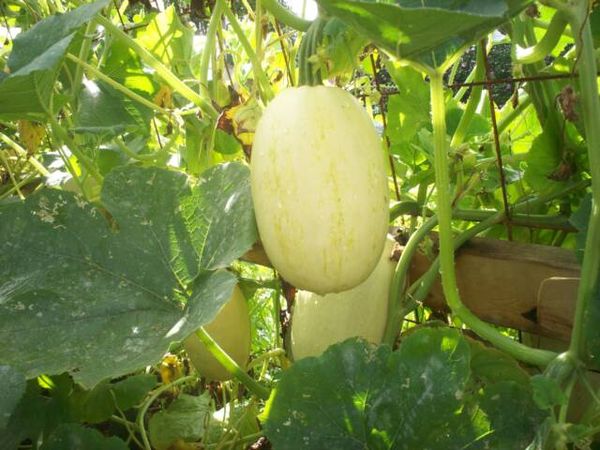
[427,70,555,367]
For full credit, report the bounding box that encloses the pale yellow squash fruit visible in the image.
[183,286,251,381]
[290,236,396,360]
[251,86,389,295]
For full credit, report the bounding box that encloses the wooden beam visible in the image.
[411,237,580,342]
[242,237,581,341]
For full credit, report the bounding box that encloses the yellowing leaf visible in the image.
[18,120,45,154]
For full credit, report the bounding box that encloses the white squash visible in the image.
[183,286,251,381]
[251,86,389,295]
[290,236,396,360]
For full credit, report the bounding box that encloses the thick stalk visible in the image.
[262,0,311,31]
[429,71,554,367]
[199,0,225,95]
[195,327,270,400]
[515,11,567,64]
[565,7,600,362]
[451,44,485,147]
[70,20,96,101]
[223,5,274,102]
[383,215,438,345]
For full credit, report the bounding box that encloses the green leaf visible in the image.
[148,393,211,450]
[591,5,600,48]
[40,423,128,450]
[321,17,368,79]
[477,381,546,448]
[0,0,109,120]
[317,0,530,70]
[1,376,76,450]
[135,5,194,78]
[530,375,567,410]
[214,129,243,155]
[0,366,26,429]
[446,101,491,139]
[72,79,152,138]
[70,382,116,424]
[385,62,431,156]
[263,328,544,449]
[69,373,157,423]
[0,163,257,388]
[524,121,565,193]
[7,1,108,72]
[111,373,157,411]
[102,35,156,97]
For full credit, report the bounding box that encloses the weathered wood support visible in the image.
[411,237,580,342]
[243,237,581,341]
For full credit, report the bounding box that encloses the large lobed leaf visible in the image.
[263,328,545,449]
[0,366,26,430]
[0,163,256,388]
[317,0,531,70]
[0,0,110,120]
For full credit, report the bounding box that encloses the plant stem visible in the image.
[65,53,169,115]
[272,273,282,349]
[195,327,270,400]
[515,11,568,64]
[48,117,102,183]
[496,93,532,135]
[429,70,554,367]
[451,43,485,147]
[564,4,600,363]
[223,5,274,102]
[383,215,438,345]
[407,213,505,314]
[0,132,50,177]
[96,15,217,119]
[262,0,311,31]
[246,348,286,370]
[0,151,25,199]
[199,0,225,95]
[137,375,197,450]
[70,20,96,102]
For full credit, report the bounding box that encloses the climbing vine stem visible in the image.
[428,70,554,367]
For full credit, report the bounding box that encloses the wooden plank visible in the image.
[411,237,580,341]
[242,237,581,341]
[536,277,579,339]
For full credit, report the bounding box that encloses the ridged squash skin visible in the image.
[251,86,389,295]
[290,236,396,360]
[183,286,251,381]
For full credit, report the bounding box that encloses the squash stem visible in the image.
[383,215,438,346]
[199,0,225,96]
[564,3,600,364]
[262,0,311,32]
[195,327,270,400]
[429,71,554,367]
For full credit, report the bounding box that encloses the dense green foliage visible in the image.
[0,0,599,449]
